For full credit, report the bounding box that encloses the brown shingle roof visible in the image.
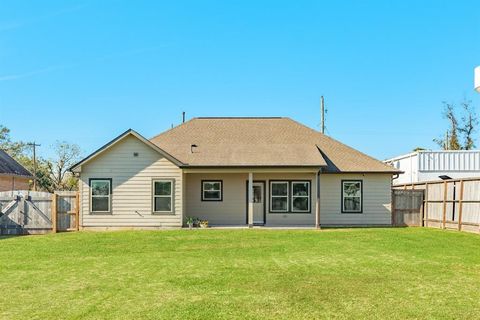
[0,149,32,177]
[150,117,399,173]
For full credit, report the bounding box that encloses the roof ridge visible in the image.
[196,117,284,119]
[150,117,286,142]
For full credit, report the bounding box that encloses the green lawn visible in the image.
[1,228,479,319]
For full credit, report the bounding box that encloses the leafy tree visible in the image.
[16,154,54,192]
[0,125,26,157]
[0,125,82,191]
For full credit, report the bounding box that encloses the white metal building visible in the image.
[385,150,480,185]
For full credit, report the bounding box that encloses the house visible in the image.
[0,149,32,191]
[385,150,480,185]
[70,117,400,229]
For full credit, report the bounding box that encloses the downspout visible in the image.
[390,173,399,226]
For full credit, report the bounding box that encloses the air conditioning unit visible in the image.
[475,66,480,93]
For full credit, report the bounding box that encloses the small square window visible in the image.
[202,181,222,201]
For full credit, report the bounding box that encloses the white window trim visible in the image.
[202,181,222,201]
[270,181,289,212]
[342,180,363,213]
[152,179,174,213]
[291,181,310,213]
[90,179,111,214]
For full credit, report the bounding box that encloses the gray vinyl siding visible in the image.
[79,135,183,228]
[185,172,318,226]
[320,173,392,225]
[185,173,247,225]
[185,172,392,226]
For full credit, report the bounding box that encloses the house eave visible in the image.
[182,165,326,174]
[180,164,327,168]
[0,173,33,179]
[321,170,404,174]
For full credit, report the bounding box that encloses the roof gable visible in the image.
[0,149,32,177]
[70,129,184,172]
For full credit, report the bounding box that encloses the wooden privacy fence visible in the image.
[392,190,424,226]
[393,177,480,233]
[0,190,79,235]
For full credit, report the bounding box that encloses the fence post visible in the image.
[391,190,396,226]
[75,192,80,231]
[424,183,428,227]
[458,180,464,231]
[51,193,57,234]
[442,181,447,229]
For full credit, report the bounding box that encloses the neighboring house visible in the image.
[70,117,400,229]
[385,150,480,185]
[0,149,32,191]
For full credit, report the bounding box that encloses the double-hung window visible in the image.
[153,180,174,213]
[270,181,289,212]
[342,180,363,213]
[90,179,111,213]
[291,181,310,212]
[202,181,222,201]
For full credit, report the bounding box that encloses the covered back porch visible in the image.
[183,168,321,228]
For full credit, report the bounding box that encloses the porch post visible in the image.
[248,172,253,228]
[315,169,321,229]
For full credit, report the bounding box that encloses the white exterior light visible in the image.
[475,66,480,93]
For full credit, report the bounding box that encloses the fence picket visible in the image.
[0,190,78,235]
[394,178,480,234]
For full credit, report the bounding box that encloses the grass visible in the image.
[0,228,479,319]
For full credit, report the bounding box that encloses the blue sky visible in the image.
[0,0,479,160]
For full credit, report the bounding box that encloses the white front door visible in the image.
[252,182,265,225]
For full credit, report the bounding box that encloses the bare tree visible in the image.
[458,100,478,150]
[433,101,477,150]
[445,103,461,150]
[47,141,81,191]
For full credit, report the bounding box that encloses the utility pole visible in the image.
[320,96,325,134]
[27,142,41,191]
